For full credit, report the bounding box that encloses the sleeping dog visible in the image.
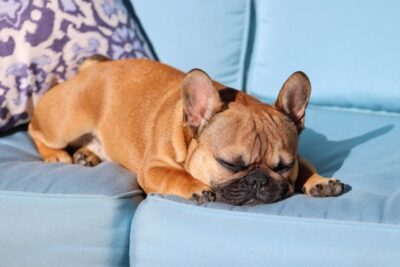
[29,58,344,205]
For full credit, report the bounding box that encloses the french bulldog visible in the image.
[28,58,344,205]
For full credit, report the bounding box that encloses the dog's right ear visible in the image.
[274,71,311,132]
[181,69,222,134]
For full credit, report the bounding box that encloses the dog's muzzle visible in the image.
[214,170,291,205]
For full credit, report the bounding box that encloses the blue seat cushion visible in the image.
[131,106,400,267]
[0,130,141,196]
[0,130,144,267]
[247,0,400,112]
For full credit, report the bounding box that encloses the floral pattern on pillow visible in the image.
[0,0,153,132]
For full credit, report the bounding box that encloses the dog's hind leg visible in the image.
[28,83,100,164]
[29,128,73,163]
[29,56,108,164]
[29,117,94,164]
[29,103,98,164]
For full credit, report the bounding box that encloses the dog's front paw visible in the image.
[191,190,216,204]
[303,178,344,197]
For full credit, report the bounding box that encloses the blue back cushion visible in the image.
[247,0,400,112]
[133,0,251,89]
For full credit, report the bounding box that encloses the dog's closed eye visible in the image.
[217,158,248,173]
[272,161,294,173]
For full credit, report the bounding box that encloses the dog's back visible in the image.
[29,59,185,170]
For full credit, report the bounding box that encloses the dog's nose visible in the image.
[245,171,270,187]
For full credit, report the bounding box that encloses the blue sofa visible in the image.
[2,0,400,266]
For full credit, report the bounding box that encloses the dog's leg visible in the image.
[141,166,215,203]
[28,56,107,164]
[296,157,344,197]
[28,89,97,164]
[29,130,72,163]
[28,106,95,164]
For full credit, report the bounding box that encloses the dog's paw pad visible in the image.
[304,178,344,197]
[191,190,216,204]
[73,148,101,167]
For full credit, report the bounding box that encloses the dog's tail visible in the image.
[79,54,110,72]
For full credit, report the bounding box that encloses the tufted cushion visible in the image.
[133,0,252,89]
[0,0,153,132]
[246,0,400,112]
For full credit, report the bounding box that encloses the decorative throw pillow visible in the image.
[0,0,154,132]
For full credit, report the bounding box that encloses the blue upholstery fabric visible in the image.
[0,131,140,195]
[247,0,400,112]
[0,131,144,267]
[133,0,251,89]
[131,106,400,266]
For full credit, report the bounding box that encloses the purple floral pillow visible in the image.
[0,0,153,132]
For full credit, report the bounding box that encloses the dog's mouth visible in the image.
[213,171,291,206]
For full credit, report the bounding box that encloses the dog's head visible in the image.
[182,69,311,205]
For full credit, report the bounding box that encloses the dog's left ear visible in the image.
[182,69,222,134]
[274,71,311,132]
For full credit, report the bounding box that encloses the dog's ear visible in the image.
[182,69,222,134]
[274,71,311,132]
